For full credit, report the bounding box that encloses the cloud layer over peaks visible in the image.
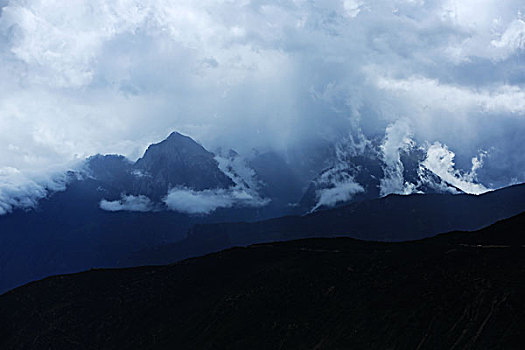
[0,0,524,210]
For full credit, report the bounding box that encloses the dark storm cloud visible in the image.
[0,0,524,212]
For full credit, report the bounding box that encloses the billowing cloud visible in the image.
[0,0,524,211]
[0,166,70,215]
[421,142,489,195]
[491,18,525,59]
[376,76,525,115]
[100,194,154,212]
[311,162,365,211]
[313,178,365,211]
[163,186,269,215]
[379,119,416,196]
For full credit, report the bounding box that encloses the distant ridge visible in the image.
[129,183,525,266]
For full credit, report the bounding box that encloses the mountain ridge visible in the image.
[0,131,519,294]
[128,182,525,266]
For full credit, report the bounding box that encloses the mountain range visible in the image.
[0,131,521,294]
[128,183,525,266]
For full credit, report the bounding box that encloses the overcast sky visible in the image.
[0,0,524,212]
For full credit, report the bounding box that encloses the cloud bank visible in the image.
[163,186,269,215]
[0,0,524,211]
[99,194,154,212]
[0,166,71,215]
[163,151,270,214]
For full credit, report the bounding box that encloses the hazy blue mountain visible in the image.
[128,183,525,266]
[132,132,235,200]
[85,132,235,202]
[0,131,515,293]
[0,133,272,293]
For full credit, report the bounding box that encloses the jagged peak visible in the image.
[164,131,190,142]
[136,131,212,164]
[160,131,203,147]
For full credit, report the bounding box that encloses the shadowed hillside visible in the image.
[1,212,524,349]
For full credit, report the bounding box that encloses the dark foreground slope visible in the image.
[1,213,524,349]
[129,183,525,265]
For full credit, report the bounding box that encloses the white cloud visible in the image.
[375,76,525,115]
[439,0,525,61]
[343,0,364,18]
[215,152,262,192]
[163,186,269,215]
[0,166,69,215]
[379,119,416,196]
[311,162,365,211]
[421,142,489,195]
[0,0,524,211]
[163,188,234,214]
[491,19,525,59]
[313,180,364,211]
[99,194,154,212]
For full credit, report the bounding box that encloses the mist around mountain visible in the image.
[79,127,493,217]
[1,118,493,219]
[1,211,523,349]
[0,131,522,349]
[298,121,486,212]
[0,131,330,292]
[1,1,524,348]
[0,129,518,294]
